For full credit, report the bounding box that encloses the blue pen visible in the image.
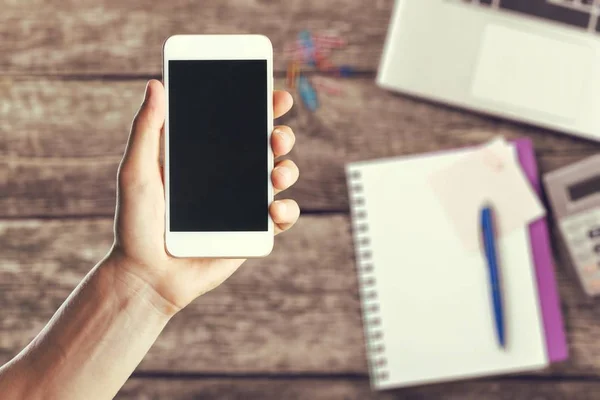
[481,205,506,349]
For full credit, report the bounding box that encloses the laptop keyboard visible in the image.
[458,0,600,34]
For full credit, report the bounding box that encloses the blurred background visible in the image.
[3,0,600,399]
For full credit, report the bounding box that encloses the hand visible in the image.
[108,80,300,314]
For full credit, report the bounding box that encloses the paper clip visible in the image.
[311,77,344,96]
[297,31,335,71]
[336,65,355,77]
[289,40,333,56]
[298,30,317,66]
[314,49,335,72]
[297,75,319,111]
[313,34,346,49]
[287,61,299,89]
[284,43,309,62]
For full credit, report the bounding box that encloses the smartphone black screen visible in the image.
[168,60,268,232]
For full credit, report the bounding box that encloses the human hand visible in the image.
[108,80,299,314]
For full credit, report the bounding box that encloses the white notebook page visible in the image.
[347,147,548,390]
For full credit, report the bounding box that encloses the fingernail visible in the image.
[274,129,286,142]
[275,166,291,180]
[143,81,152,102]
[277,201,287,214]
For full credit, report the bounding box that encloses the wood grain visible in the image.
[117,377,600,400]
[3,216,600,376]
[4,0,600,395]
[0,0,392,75]
[2,77,599,217]
[0,216,365,373]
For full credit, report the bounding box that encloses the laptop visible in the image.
[377,0,600,141]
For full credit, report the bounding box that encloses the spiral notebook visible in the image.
[346,139,567,390]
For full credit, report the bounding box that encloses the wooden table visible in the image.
[2,1,600,398]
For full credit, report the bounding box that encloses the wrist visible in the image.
[4,255,175,400]
[100,252,181,318]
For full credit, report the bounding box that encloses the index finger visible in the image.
[274,90,293,119]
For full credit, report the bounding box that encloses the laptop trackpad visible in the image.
[471,24,591,121]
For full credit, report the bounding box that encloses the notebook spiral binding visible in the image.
[346,168,389,386]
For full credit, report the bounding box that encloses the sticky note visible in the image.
[429,138,546,251]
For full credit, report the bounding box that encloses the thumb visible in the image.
[121,80,165,176]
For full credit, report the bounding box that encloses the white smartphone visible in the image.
[163,35,274,258]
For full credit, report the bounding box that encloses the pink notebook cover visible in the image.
[515,138,568,362]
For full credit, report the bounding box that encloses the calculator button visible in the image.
[590,227,600,238]
[585,222,600,231]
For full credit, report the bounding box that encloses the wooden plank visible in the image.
[3,216,600,376]
[0,0,392,75]
[3,78,599,217]
[0,216,364,373]
[116,377,600,399]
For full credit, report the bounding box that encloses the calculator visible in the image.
[544,155,600,296]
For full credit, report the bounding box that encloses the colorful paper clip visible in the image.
[297,75,319,112]
[313,34,346,49]
[284,30,350,109]
[284,44,312,62]
[311,77,344,96]
[298,30,317,66]
[336,65,355,77]
[287,61,300,89]
[314,48,335,72]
